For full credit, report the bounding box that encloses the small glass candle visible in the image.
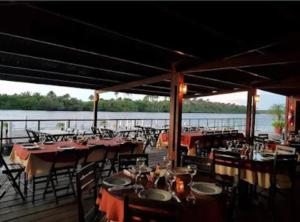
[176,180,185,193]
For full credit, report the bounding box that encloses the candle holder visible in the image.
[176,179,185,193]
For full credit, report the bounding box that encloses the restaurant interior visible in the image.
[1,2,300,222]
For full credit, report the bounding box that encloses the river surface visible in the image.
[0,110,275,133]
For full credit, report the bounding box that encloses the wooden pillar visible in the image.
[251,89,257,141]
[169,71,184,166]
[245,90,252,142]
[93,91,99,128]
[284,96,289,142]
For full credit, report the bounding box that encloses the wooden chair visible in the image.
[83,145,109,180]
[76,162,101,222]
[275,145,296,155]
[43,149,80,203]
[124,196,179,222]
[118,154,148,171]
[0,152,25,200]
[181,154,212,177]
[100,128,115,138]
[25,128,39,143]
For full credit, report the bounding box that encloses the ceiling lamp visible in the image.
[180,83,188,94]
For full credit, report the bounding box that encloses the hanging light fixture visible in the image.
[180,83,187,94]
[254,94,260,103]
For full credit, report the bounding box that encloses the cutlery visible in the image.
[171,191,181,203]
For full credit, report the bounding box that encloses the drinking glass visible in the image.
[187,164,197,186]
[166,170,176,192]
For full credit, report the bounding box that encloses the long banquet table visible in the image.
[10,138,143,180]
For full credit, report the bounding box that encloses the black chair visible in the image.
[124,195,179,222]
[91,127,102,137]
[271,154,298,198]
[43,149,80,203]
[76,162,102,222]
[181,154,212,177]
[101,128,115,138]
[25,128,39,143]
[118,154,148,171]
[0,152,25,200]
[212,149,241,220]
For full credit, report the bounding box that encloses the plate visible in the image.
[102,177,131,187]
[191,182,222,195]
[138,189,172,201]
[23,146,41,150]
[58,146,75,150]
[43,141,54,144]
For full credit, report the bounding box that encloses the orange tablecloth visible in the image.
[10,138,143,179]
[97,187,224,222]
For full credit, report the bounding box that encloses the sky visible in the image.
[0,80,285,110]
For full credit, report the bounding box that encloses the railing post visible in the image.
[0,121,3,154]
[150,119,153,128]
[38,120,41,131]
[116,120,119,131]
[67,120,71,129]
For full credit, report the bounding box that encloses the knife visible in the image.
[171,191,181,203]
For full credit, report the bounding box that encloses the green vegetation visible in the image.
[0,91,246,113]
[269,104,285,129]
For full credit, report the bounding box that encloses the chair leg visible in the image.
[50,175,58,203]
[24,172,28,197]
[10,172,25,201]
[32,177,36,203]
[43,173,52,199]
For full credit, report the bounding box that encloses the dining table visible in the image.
[211,148,293,189]
[156,130,244,156]
[9,137,143,180]
[96,170,225,222]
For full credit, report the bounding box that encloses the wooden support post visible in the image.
[284,96,289,142]
[245,90,252,143]
[169,71,184,166]
[251,89,257,142]
[93,91,99,128]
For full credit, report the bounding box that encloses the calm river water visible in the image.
[0,110,275,133]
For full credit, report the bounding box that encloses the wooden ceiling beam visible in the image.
[96,73,171,93]
[233,68,271,80]
[184,51,300,74]
[185,74,251,89]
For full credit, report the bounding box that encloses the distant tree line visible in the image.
[0,91,247,113]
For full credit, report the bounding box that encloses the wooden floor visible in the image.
[0,148,167,222]
[1,148,300,222]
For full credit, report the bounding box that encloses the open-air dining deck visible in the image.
[1,1,300,222]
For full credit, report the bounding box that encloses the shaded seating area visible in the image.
[1,2,300,222]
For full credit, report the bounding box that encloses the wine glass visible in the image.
[166,170,176,192]
[187,164,197,186]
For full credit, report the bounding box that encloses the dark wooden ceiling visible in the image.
[0,2,300,97]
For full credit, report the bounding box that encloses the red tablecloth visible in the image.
[160,132,244,149]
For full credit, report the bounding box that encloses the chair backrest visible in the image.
[76,162,98,222]
[84,145,107,165]
[101,128,115,138]
[118,154,148,171]
[91,127,102,137]
[124,196,179,222]
[51,149,80,169]
[212,149,241,178]
[25,128,39,143]
[181,155,212,176]
[276,145,296,155]
[273,154,298,184]
[258,133,269,139]
[118,142,136,155]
